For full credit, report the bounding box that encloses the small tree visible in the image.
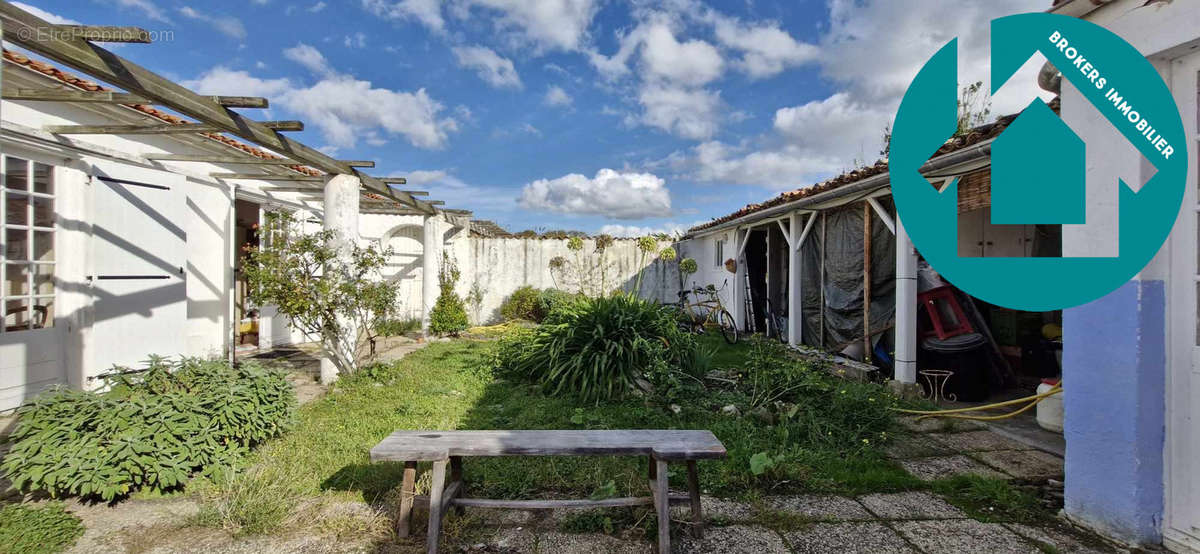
[429,253,469,335]
[243,212,396,377]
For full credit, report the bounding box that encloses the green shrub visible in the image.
[430,254,469,335]
[537,288,579,318]
[375,317,421,337]
[1,358,295,502]
[0,502,84,554]
[500,285,543,322]
[497,293,699,402]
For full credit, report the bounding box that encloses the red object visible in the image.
[918,286,975,340]
[1042,378,1061,386]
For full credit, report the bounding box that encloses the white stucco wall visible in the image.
[359,212,683,325]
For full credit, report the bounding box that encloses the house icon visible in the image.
[990,100,1086,226]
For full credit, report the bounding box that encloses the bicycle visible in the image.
[764,295,788,344]
[675,280,738,344]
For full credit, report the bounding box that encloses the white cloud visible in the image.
[344,32,368,48]
[182,66,292,98]
[519,168,672,220]
[283,78,457,149]
[308,1,327,12]
[637,85,722,141]
[283,43,334,77]
[178,6,246,40]
[452,45,522,89]
[11,2,79,24]
[463,0,599,52]
[673,0,1052,189]
[544,85,572,107]
[111,0,170,23]
[599,223,687,238]
[519,123,541,136]
[639,22,723,87]
[711,17,817,79]
[363,0,445,32]
[187,44,457,150]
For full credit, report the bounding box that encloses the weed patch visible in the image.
[0,502,84,554]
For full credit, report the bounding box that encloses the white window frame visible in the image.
[714,237,725,268]
[2,156,56,333]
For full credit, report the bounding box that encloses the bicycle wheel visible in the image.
[718,309,738,344]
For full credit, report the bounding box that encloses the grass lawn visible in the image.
[198,333,927,535]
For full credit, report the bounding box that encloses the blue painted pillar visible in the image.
[1062,280,1165,546]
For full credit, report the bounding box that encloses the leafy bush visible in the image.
[375,318,421,337]
[0,502,84,554]
[1,358,295,502]
[497,293,699,402]
[500,285,543,322]
[429,254,469,335]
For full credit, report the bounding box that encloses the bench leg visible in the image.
[651,457,670,554]
[427,459,448,554]
[686,460,704,538]
[397,461,417,538]
[450,456,465,516]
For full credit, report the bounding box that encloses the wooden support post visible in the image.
[653,458,670,554]
[819,212,826,349]
[397,461,417,538]
[427,459,448,554]
[863,202,873,362]
[686,461,704,538]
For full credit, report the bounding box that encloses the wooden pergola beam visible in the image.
[46,121,304,134]
[1,86,270,108]
[0,2,432,213]
[398,190,429,196]
[57,25,151,43]
[146,153,304,164]
[380,177,408,185]
[260,186,324,193]
[211,173,323,182]
[428,200,445,206]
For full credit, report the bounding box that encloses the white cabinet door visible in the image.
[89,162,186,373]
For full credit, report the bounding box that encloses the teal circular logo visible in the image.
[891,13,1186,311]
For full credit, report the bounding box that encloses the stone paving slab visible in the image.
[856,492,967,520]
[536,531,648,553]
[761,495,873,521]
[897,417,983,434]
[973,450,1064,480]
[672,524,790,554]
[782,521,916,554]
[1004,523,1119,553]
[931,430,1034,452]
[882,435,958,460]
[675,496,754,522]
[897,455,1008,481]
[891,519,1036,554]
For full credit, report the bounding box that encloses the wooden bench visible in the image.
[370,429,727,553]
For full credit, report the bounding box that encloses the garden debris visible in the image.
[720,404,741,417]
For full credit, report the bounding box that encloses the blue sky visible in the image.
[17,0,1048,235]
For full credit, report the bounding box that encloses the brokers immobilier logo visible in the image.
[890,13,1186,311]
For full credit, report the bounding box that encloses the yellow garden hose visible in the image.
[894,384,1062,421]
